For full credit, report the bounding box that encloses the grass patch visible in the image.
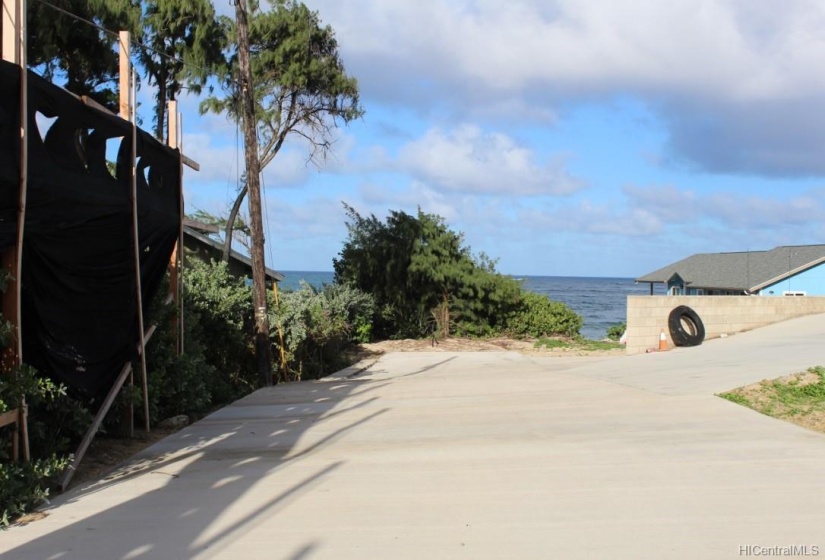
[718,392,751,407]
[534,337,624,352]
[534,338,569,349]
[718,366,825,433]
[577,339,624,351]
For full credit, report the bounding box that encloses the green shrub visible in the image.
[183,259,255,389]
[0,454,70,526]
[606,323,626,342]
[334,205,524,340]
[505,291,583,338]
[0,364,78,527]
[273,281,374,380]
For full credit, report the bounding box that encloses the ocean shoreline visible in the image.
[277,271,664,339]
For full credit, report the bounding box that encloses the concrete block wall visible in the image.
[625,296,825,355]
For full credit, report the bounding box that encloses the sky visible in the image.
[173,0,825,278]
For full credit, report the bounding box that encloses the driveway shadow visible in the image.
[3,365,393,559]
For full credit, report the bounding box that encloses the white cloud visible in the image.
[312,0,825,101]
[623,184,825,229]
[517,200,662,237]
[182,132,243,186]
[358,180,457,220]
[622,184,699,223]
[397,125,584,195]
[183,131,316,191]
[307,0,825,176]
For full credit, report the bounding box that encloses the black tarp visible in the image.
[0,60,181,398]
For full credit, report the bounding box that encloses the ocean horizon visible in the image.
[277,270,665,340]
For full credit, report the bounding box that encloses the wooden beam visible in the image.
[60,363,131,491]
[125,61,150,434]
[182,218,219,233]
[0,408,18,427]
[2,0,22,63]
[1,0,29,462]
[118,32,130,120]
[81,95,116,116]
[59,325,157,491]
[167,100,183,355]
[181,154,200,171]
[168,99,179,148]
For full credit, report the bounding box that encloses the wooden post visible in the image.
[2,0,29,461]
[167,100,183,356]
[58,326,156,491]
[118,31,130,123]
[116,32,134,438]
[2,0,23,63]
[129,62,150,433]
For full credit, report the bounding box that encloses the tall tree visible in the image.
[200,0,363,262]
[138,0,224,141]
[27,0,141,109]
[234,0,272,388]
[333,205,523,339]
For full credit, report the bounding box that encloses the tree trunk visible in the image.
[234,0,272,388]
[222,186,247,263]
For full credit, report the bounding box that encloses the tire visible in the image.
[668,305,705,347]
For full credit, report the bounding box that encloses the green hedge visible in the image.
[504,291,583,338]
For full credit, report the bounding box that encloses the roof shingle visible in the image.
[635,245,825,292]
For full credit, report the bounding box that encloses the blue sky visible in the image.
[174,0,825,277]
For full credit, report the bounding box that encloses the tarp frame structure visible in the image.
[1,0,30,462]
[0,53,182,482]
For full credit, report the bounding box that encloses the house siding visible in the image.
[758,262,825,296]
[667,274,684,295]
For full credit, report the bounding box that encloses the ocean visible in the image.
[278,271,665,340]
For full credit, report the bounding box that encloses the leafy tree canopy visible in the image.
[200,0,364,261]
[139,0,225,140]
[333,204,526,339]
[27,0,142,109]
[201,0,363,169]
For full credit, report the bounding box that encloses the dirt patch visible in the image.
[720,369,825,435]
[356,337,625,358]
[67,428,176,490]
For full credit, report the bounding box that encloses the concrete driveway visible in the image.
[2,315,825,559]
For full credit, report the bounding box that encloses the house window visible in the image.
[783,291,807,296]
[670,286,683,295]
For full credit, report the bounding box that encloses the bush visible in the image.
[334,205,524,340]
[273,281,375,380]
[0,364,78,527]
[606,323,626,342]
[183,259,255,391]
[0,454,70,526]
[504,291,583,338]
